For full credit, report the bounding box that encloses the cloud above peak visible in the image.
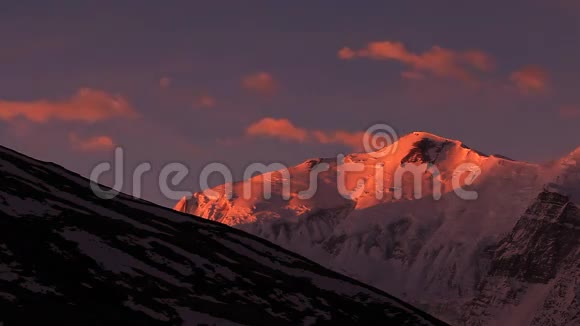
[69,132,115,152]
[246,117,366,150]
[339,41,494,81]
[246,118,308,142]
[0,88,137,123]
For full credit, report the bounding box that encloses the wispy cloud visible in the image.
[246,117,367,150]
[509,65,550,94]
[69,132,115,152]
[339,41,494,82]
[311,130,366,150]
[246,118,308,142]
[241,72,278,95]
[0,88,137,123]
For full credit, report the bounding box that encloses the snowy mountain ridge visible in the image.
[176,131,580,325]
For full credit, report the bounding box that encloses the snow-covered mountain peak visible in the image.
[175,131,580,325]
[383,131,492,164]
[301,132,505,171]
[340,131,487,167]
[177,132,544,225]
[407,131,459,142]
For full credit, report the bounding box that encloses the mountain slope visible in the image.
[0,145,446,325]
[176,131,580,325]
[462,189,580,326]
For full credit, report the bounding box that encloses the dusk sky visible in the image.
[1,1,579,207]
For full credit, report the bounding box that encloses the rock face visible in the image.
[0,145,446,325]
[176,132,580,325]
[462,190,580,326]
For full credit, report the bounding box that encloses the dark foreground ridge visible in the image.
[0,145,447,325]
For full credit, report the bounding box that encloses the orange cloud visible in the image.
[246,118,308,142]
[0,88,136,123]
[338,41,494,81]
[510,66,549,94]
[241,72,278,94]
[69,132,115,152]
[559,106,580,119]
[338,47,357,60]
[312,130,366,150]
[246,117,366,150]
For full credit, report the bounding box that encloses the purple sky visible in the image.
[1,1,579,207]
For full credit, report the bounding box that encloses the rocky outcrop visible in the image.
[463,190,580,326]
